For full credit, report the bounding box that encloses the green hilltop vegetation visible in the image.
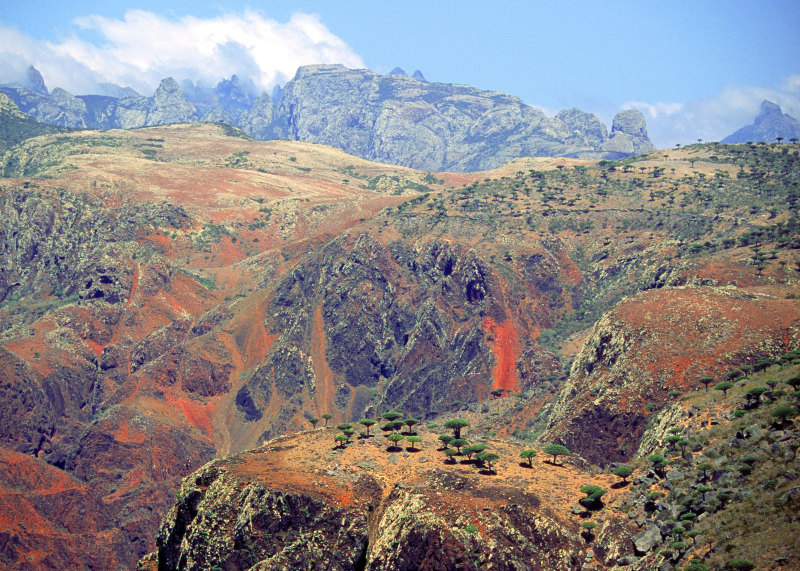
[0,93,65,154]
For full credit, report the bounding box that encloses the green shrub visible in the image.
[727,558,755,571]
[359,418,377,435]
[387,433,404,447]
[544,444,570,464]
[520,449,538,467]
[475,452,500,470]
[450,438,468,452]
[771,405,797,425]
[648,453,667,471]
[579,485,607,509]
[715,381,734,395]
[464,444,487,459]
[444,418,470,438]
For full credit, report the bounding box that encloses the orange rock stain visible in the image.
[483,317,520,393]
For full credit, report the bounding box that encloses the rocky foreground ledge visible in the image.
[139,428,636,570]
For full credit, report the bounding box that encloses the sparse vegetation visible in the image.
[444,419,470,439]
[520,449,538,467]
[543,444,570,464]
[612,465,633,483]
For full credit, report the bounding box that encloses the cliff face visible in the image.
[150,430,628,571]
[228,234,564,446]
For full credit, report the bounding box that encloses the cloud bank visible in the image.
[624,75,800,148]
[0,9,364,96]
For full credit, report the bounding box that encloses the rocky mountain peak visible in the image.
[722,99,800,143]
[610,109,649,139]
[757,99,782,119]
[271,65,656,170]
[599,109,655,156]
[146,77,196,126]
[25,65,48,95]
[153,77,182,99]
[2,64,656,170]
[555,108,609,147]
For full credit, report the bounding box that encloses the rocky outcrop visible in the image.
[150,431,592,570]
[144,78,197,126]
[544,285,800,465]
[233,234,563,442]
[25,65,48,95]
[555,108,609,148]
[722,100,800,143]
[601,109,655,155]
[0,94,62,152]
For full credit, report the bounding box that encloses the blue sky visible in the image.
[1,1,799,147]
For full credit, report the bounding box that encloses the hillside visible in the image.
[0,94,64,154]
[0,122,798,568]
[145,359,800,570]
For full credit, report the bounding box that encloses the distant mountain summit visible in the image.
[722,100,800,143]
[271,64,654,170]
[25,65,48,95]
[1,65,655,171]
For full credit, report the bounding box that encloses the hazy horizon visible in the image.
[1,1,798,148]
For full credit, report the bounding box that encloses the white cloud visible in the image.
[0,9,364,95]
[624,76,800,148]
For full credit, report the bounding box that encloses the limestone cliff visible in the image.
[271,64,653,170]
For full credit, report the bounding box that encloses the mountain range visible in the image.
[1,65,654,171]
[0,79,798,570]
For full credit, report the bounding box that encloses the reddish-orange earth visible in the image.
[484,316,521,392]
[1,125,799,569]
[545,285,800,464]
